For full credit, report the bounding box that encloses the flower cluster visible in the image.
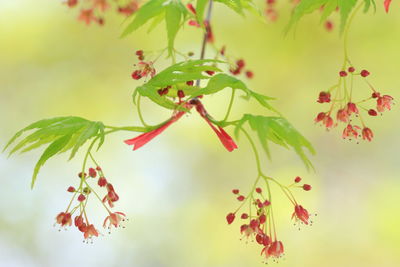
[65,0,139,25]
[55,165,126,242]
[226,176,312,262]
[131,50,156,81]
[315,67,394,142]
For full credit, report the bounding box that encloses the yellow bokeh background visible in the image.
[1,1,400,266]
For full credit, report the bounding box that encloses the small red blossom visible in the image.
[56,212,72,227]
[66,0,78,8]
[89,167,97,178]
[74,215,84,227]
[339,71,347,77]
[256,187,262,193]
[342,124,360,139]
[103,212,126,228]
[263,240,284,259]
[232,189,239,194]
[348,67,355,73]
[368,109,378,116]
[362,127,374,142]
[83,224,99,239]
[314,112,326,123]
[317,91,331,103]
[294,176,301,183]
[78,194,86,202]
[67,186,75,192]
[98,177,107,187]
[226,213,236,224]
[241,213,249,219]
[118,1,139,16]
[237,195,245,201]
[93,0,109,12]
[377,95,394,112]
[245,71,254,79]
[186,3,196,14]
[131,61,156,80]
[292,205,310,225]
[325,20,333,31]
[78,9,95,25]
[336,108,349,123]
[361,70,370,77]
[303,184,312,191]
[346,102,359,115]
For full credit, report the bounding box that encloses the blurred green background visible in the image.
[1,1,400,266]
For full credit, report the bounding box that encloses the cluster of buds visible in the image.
[226,176,312,262]
[186,4,214,43]
[65,0,139,25]
[131,50,156,80]
[229,59,253,79]
[55,165,126,242]
[315,67,394,142]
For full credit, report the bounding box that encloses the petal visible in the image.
[384,0,392,13]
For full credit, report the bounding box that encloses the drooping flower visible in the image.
[336,108,349,123]
[292,205,310,225]
[264,240,284,259]
[124,110,186,150]
[66,0,78,7]
[131,61,156,80]
[317,91,331,103]
[118,1,139,16]
[83,224,99,239]
[362,127,374,141]
[342,124,360,139]
[346,102,359,115]
[102,183,119,208]
[78,9,95,25]
[103,212,126,228]
[384,0,392,12]
[55,212,72,227]
[377,95,394,112]
[190,99,238,152]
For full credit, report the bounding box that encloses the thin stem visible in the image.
[196,0,213,87]
[241,128,262,175]
[137,95,149,127]
[222,88,236,122]
[342,3,363,68]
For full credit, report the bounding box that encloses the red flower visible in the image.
[264,240,284,258]
[102,183,120,207]
[66,0,78,8]
[83,224,99,239]
[292,205,310,225]
[362,127,374,142]
[118,1,139,16]
[190,99,238,152]
[342,124,360,139]
[377,95,393,112]
[103,212,126,228]
[346,102,359,115]
[314,112,326,123]
[93,0,109,11]
[124,110,186,150]
[55,212,72,227]
[226,213,235,224]
[323,115,334,129]
[336,108,349,123]
[78,9,95,25]
[317,91,331,103]
[384,0,392,12]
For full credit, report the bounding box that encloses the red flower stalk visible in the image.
[292,205,310,225]
[190,99,238,152]
[124,109,186,151]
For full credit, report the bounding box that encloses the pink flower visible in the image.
[226,213,235,224]
[317,91,331,103]
[103,212,126,228]
[292,205,310,225]
[314,112,326,123]
[124,110,186,150]
[377,95,393,112]
[342,124,360,139]
[262,240,284,259]
[346,102,359,115]
[102,183,119,208]
[93,0,109,12]
[78,9,95,25]
[362,127,374,142]
[336,108,349,123]
[323,115,334,129]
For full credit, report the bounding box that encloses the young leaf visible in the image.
[121,0,166,37]
[31,134,72,188]
[235,115,315,170]
[69,121,103,160]
[166,2,183,56]
[338,0,358,32]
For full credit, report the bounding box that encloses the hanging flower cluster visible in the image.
[226,176,313,262]
[315,67,394,142]
[65,0,140,25]
[55,165,126,242]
